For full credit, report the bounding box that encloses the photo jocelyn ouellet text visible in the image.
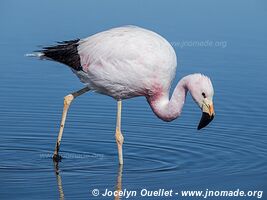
[91,188,263,199]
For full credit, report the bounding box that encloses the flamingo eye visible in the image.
[202,92,206,98]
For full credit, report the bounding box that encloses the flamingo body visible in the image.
[31,25,215,164]
[74,26,177,100]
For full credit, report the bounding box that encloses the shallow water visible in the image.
[1,0,267,199]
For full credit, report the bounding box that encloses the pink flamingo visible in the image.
[30,26,215,164]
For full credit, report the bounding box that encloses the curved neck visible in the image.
[147,76,191,122]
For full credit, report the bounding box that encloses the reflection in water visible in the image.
[53,162,123,200]
[53,161,64,200]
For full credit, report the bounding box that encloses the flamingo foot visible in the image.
[53,154,62,162]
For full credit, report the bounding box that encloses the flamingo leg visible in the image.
[115,100,124,165]
[53,86,90,161]
[115,164,123,200]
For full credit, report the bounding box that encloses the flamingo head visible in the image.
[187,74,215,130]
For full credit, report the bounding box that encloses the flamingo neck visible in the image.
[147,76,191,122]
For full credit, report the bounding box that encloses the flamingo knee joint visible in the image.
[64,94,74,106]
[115,131,124,145]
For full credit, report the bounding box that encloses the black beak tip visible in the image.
[197,112,214,130]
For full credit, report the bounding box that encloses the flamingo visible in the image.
[29,26,215,165]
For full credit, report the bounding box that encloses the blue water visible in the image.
[0,0,267,199]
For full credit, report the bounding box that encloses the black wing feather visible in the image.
[40,39,82,71]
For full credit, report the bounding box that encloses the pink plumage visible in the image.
[30,25,215,163]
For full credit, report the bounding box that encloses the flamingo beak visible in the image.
[198,102,215,130]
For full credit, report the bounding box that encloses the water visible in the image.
[0,0,267,199]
